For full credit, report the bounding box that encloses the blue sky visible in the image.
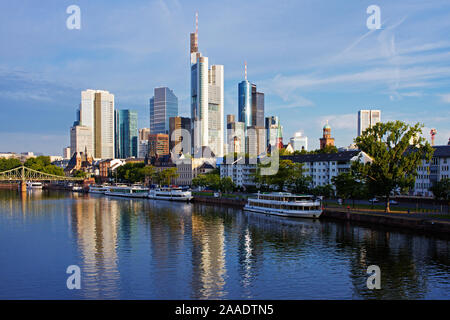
[0,0,449,155]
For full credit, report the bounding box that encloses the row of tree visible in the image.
[191,169,236,193]
[0,156,64,176]
[113,163,179,185]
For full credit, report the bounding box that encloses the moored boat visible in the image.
[105,185,149,198]
[244,192,322,219]
[26,182,43,189]
[148,187,193,202]
[88,185,110,194]
[72,185,83,192]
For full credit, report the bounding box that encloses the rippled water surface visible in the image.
[0,189,449,299]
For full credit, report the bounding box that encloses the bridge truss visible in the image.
[0,166,84,182]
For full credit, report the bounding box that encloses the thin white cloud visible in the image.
[439,93,450,103]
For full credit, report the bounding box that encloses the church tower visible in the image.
[319,120,335,150]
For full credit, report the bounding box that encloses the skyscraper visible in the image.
[190,13,224,157]
[358,109,381,137]
[169,116,191,152]
[149,87,178,135]
[79,89,115,159]
[227,121,245,155]
[148,134,169,158]
[265,116,280,151]
[70,125,93,156]
[238,63,265,155]
[115,110,138,159]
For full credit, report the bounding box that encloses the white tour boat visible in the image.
[244,192,323,219]
[88,185,110,194]
[72,185,83,192]
[26,182,43,189]
[148,187,193,202]
[105,185,149,198]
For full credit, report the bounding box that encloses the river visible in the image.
[0,189,449,299]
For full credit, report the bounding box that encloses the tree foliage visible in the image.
[332,172,367,206]
[255,159,304,191]
[25,156,65,176]
[115,162,147,183]
[192,172,235,192]
[430,178,450,201]
[353,121,434,212]
[0,158,22,171]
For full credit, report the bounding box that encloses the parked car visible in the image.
[370,198,379,203]
[389,200,398,205]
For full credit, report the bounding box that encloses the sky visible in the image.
[0,0,449,155]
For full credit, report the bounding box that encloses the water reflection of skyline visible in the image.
[1,189,449,299]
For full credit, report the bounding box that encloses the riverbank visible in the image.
[0,183,18,189]
[192,195,450,235]
[193,195,246,207]
[322,208,450,235]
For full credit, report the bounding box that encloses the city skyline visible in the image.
[1,0,450,155]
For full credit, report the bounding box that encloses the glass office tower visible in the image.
[115,110,138,159]
[149,87,178,135]
[238,80,252,128]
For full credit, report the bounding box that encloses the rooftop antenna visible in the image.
[195,11,198,35]
[244,61,247,81]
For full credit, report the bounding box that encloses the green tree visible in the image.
[255,159,304,191]
[192,174,208,189]
[72,170,87,178]
[219,176,235,193]
[332,172,367,207]
[291,175,313,194]
[159,167,179,186]
[430,178,450,201]
[311,184,334,198]
[140,165,155,185]
[353,121,434,212]
[0,158,22,171]
[115,162,146,183]
[24,156,64,176]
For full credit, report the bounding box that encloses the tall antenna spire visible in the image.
[195,11,198,35]
[244,61,247,81]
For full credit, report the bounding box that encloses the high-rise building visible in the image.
[290,131,308,151]
[70,125,93,157]
[169,116,191,153]
[138,128,150,159]
[79,89,115,159]
[252,86,265,128]
[115,110,138,159]
[149,87,178,135]
[139,128,150,141]
[63,147,71,159]
[265,116,280,151]
[226,114,235,124]
[148,134,169,158]
[207,65,224,158]
[238,63,265,155]
[358,109,381,137]
[320,120,335,149]
[238,79,252,128]
[190,13,224,157]
[226,121,245,155]
[247,126,266,157]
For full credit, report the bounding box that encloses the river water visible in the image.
[0,189,449,299]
